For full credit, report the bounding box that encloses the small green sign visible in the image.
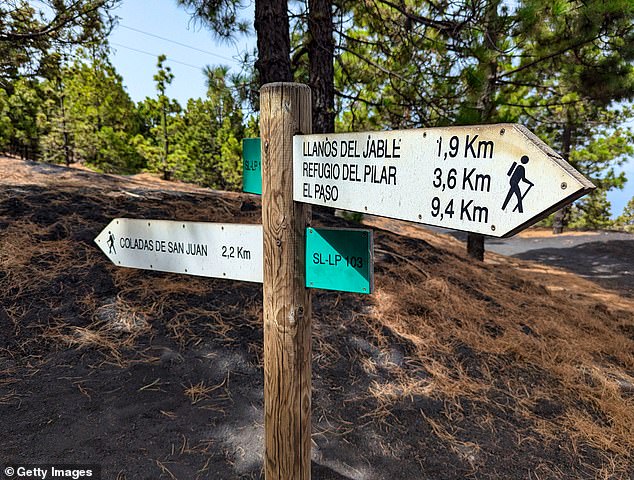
[242,137,262,195]
[305,227,373,294]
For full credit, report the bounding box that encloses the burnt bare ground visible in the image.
[1,158,634,479]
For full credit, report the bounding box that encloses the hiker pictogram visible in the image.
[502,155,534,213]
[107,231,116,254]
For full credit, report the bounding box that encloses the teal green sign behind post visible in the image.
[243,138,262,194]
[305,227,374,294]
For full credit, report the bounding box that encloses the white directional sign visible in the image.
[95,219,263,282]
[293,124,594,237]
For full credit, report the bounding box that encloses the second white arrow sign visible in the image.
[95,219,263,282]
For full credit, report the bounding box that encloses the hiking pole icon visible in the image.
[512,183,533,213]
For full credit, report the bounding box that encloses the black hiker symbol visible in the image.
[502,155,534,214]
[107,231,116,254]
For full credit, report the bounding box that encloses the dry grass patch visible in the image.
[356,229,634,463]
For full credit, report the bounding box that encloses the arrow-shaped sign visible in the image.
[95,219,263,282]
[293,123,594,238]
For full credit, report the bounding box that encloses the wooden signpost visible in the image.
[95,82,595,480]
[260,83,312,480]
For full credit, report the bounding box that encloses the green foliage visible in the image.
[244,115,259,138]
[133,111,188,180]
[0,1,251,190]
[148,54,180,180]
[94,126,144,173]
[215,117,242,190]
[338,210,364,223]
[1,45,250,189]
[7,78,43,159]
[176,0,250,39]
[174,97,215,183]
[0,1,118,83]
[37,51,142,171]
[615,196,634,232]
[0,89,14,149]
[134,61,246,189]
[570,123,633,189]
[568,190,613,230]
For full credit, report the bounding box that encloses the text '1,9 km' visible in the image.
[293,123,594,238]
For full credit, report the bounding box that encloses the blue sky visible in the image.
[108,0,254,106]
[106,1,633,217]
[610,158,634,217]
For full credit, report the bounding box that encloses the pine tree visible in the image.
[134,55,184,180]
[506,0,634,233]
[39,75,74,165]
[39,51,142,172]
[0,88,14,151]
[0,1,118,83]
[155,55,176,180]
[568,190,613,230]
[174,66,246,189]
[7,78,43,160]
[615,196,634,232]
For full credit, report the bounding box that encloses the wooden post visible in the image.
[260,82,312,480]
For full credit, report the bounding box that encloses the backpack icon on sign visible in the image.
[502,155,534,213]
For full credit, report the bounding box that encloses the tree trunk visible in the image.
[466,0,501,261]
[467,233,485,260]
[60,93,71,166]
[308,0,334,135]
[552,204,570,234]
[255,0,292,86]
[552,121,573,234]
[308,0,335,216]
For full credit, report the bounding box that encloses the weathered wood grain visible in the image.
[260,82,312,480]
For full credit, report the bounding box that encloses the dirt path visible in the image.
[377,217,634,298]
[509,235,634,297]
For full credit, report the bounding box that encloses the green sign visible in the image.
[305,227,373,294]
[243,137,262,195]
